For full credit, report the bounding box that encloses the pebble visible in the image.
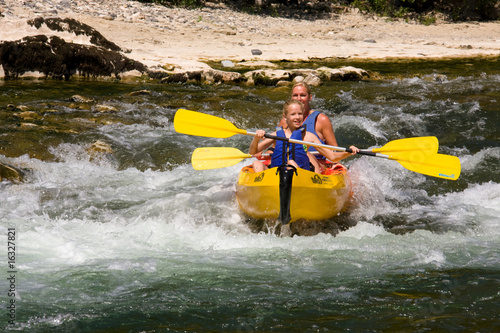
[221,60,234,67]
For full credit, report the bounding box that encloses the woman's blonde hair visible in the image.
[291,82,311,96]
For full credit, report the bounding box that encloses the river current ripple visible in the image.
[1,67,499,331]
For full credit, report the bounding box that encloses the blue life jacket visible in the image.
[271,127,310,170]
[303,111,325,160]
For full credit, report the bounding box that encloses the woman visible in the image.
[278,82,357,164]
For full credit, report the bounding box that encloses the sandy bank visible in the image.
[1,0,499,73]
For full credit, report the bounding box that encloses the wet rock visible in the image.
[13,111,40,120]
[434,74,448,82]
[276,80,292,87]
[243,69,292,85]
[242,66,368,86]
[293,75,305,83]
[203,69,242,84]
[158,69,242,84]
[70,95,95,103]
[303,73,321,86]
[289,220,341,237]
[94,104,118,113]
[292,69,317,78]
[318,66,369,81]
[129,90,151,96]
[87,140,114,164]
[9,105,30,112]
[19,122,40,129]
[0,35,147,79]
[159,71,202,84]
[246,219,341,237]
[88,140,113,155]
[0,162,26,183]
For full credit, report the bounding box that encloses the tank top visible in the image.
[303,111,325,160]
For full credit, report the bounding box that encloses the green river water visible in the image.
[1,59,499,332]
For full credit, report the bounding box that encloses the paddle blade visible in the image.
[373,136,438,155]
[396,153,461,180]
[192,147,251,170]
[174,109,247,138]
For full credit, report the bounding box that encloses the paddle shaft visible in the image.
[252,131,389,159]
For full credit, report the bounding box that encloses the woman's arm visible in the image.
[316,113,338,146]
[304,132,358,162]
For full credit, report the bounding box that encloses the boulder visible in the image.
[203,69,242,84]
[0,35,147,79]
[318,66,369,81]
[242,66,368,86]
[303,73,321,86]
[158,69,242,84]
[243,69,292,85]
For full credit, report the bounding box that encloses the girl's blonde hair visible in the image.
[282,99,304,115]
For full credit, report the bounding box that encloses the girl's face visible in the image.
[291,86,311,110]
[284,103,304,130]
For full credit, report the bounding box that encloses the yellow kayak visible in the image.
[235,164,352,223]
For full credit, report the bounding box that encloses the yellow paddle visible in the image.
[175,109,460,180]
[191,146,460,180]
[174,108,438,153]
[192,147,253,170]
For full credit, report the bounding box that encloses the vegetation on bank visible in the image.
[133,0,499,23]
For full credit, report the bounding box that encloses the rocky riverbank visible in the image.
[1,0,499,83]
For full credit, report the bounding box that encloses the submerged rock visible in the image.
[87,140,115,164]
[70,95,95,103]
[94,105,118,113]
[0,162,26,183]
[129,90,152,96]
[13,111,40,121]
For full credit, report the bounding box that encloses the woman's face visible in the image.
[291,86,311,111]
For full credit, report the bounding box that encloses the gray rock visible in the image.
[221,60,235,67]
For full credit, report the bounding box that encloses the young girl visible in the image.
[250,99,358,173]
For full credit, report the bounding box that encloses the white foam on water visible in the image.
[1,140,499,291]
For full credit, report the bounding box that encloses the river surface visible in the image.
[1,61,499,331]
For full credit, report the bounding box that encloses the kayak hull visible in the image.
[236,164,352,223]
